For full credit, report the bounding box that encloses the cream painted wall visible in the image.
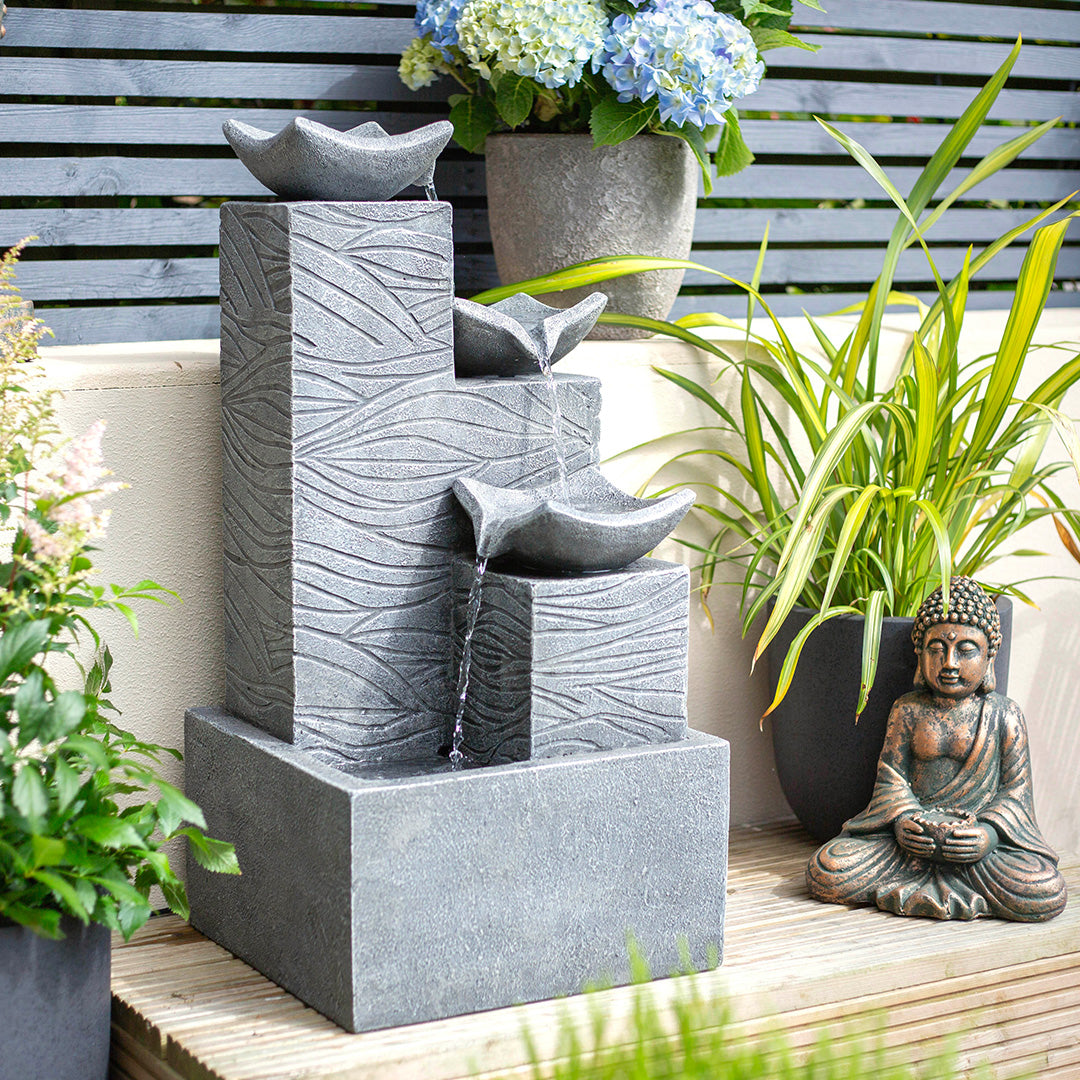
[38,309,1080,858]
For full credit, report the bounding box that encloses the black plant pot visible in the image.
[0,916,111,1080]
[766,599,1012,844]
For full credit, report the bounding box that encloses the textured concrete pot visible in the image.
[767,599,1012,844]
[484,134,697,340]
[0,917,111,1080]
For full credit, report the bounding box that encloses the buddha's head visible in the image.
[911,577,1000,697]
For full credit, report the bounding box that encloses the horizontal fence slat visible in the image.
[746,82,1080,122]
[768,36,1080,80]
[691,207,1069,245]
[16,259,220,301]
[1,208,221,247]
[0,9,412,54]
[793,0,1080,43]
[0,105,445,145]
[4,105,1075,165]
[3,58,1077,121]
[36,304,221,347]
[0,57,438,103]
[3,206,1065,252]
[3,157,1076,201]
[741,121,1079,162]
[17,243,1078,304]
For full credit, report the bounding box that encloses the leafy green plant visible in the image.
[471,39,1080,718]
[0,240,239,939]
[504,944,966,1079]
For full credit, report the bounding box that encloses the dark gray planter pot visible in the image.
[766,599,1012,844]
[0,917,111,1080]
[484,133,697,340]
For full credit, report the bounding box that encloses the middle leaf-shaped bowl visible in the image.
[453,468,694,574]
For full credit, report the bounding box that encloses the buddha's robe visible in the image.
[807,691,1067,921]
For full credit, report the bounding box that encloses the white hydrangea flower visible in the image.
[398,36,450,91]
[457,0,607,90]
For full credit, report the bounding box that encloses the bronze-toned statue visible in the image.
[807,577,1067,921]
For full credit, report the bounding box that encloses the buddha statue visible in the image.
[806,577,1067,921]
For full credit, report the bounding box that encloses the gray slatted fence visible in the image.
[1,0,1078,344]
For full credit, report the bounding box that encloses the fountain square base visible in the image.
[184,707,729,1033]
[453,556,689,764]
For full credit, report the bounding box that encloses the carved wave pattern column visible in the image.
[220,204,296,740]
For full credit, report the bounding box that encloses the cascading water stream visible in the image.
[537,355,569,495]
[449,554,488,770]
[424,182,438,202]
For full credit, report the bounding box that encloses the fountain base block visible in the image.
[185,706,729,1033]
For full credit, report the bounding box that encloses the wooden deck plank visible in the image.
[109,823,1080,1080]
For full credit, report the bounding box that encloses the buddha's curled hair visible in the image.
[912,577,1002,658]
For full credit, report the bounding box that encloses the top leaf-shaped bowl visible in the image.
[222,117,454,202]
[453,292,607,378]
[453,467,695,573]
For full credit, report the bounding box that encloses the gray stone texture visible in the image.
[484,134,697,339]
[452,557,690,764]
[185,707,729,1033]
[220,201,601,762]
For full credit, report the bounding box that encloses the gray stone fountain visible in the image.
[185,119,730,1033]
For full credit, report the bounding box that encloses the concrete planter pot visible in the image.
[0,917,111,1080]
[484,133,697,340]
[766,599,1013,843]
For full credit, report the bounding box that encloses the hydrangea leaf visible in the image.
[495,73,536,129]
[448,95,498,154]
[751,25,819,52]
[590,97,656,147]
[714,109,755,178]
[665,124,714,195]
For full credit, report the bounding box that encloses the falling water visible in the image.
[449,554,488,770]
[424,181,438,202]
[538,356,569,495]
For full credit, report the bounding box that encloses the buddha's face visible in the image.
[919,622,990,699]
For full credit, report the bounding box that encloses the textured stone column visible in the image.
[452,556,689,763]
[219,202,600,762]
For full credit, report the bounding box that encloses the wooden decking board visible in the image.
[109,823,1080,1080]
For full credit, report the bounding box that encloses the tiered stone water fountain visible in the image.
[185,119,730,1033]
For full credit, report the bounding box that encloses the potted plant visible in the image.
[398,0,820,333]
[0,240,240,1080]
[468,42,1080,839]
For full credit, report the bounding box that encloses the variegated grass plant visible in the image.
[472,40,1080,718]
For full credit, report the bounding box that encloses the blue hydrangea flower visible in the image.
[456,0,608,90]
[415,0,468,60]
[598,0,764,130]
